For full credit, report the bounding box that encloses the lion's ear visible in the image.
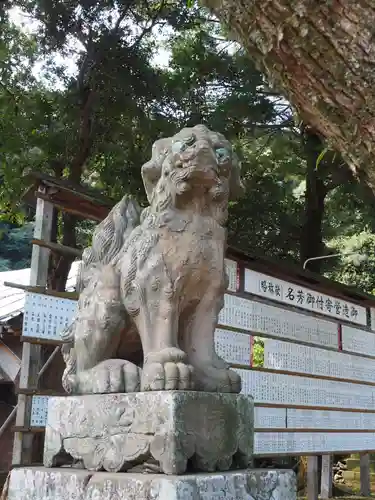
[141,159,162,203]
[142,138,171,202]
[229,157,245,201]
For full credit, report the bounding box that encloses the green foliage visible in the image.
[227,133,304,261]
[252,338,264,368]
[0,0,375,296]
[315,146,331,170]
[2,1,200,207]
[0,222,33,270]
[320,178,375,294]
[325,231,375,294]
[163,21,303,260]
[164,25,279,134]
[0,20,42,217]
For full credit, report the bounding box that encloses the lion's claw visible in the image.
[193,365,241,393]
[66,359,141,394]
[141,348,195,390]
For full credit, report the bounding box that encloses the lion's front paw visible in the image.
[69,359,141,394]
[193,365,241,393]
[142,348,195,390]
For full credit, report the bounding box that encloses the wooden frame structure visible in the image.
[6,171,375,500]
[9,173,115,467]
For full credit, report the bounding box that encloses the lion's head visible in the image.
[141,125,244,223]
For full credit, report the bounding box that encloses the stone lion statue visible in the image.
[61,125,244,394]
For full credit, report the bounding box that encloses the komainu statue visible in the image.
[61,125,244,395]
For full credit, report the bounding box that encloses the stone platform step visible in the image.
[345,458,375,472]
[7,466,296,500]
[342,470,375,481]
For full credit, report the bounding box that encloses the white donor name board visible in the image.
[23,292,77,341]
[263,339,375,383]
[219,294,339,349]
[341,325,375,357]
[371,308,375,331]
[244,269,367,326]
[254,432,375,455]
[225,259,238,292]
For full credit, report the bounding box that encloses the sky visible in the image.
[9,6,171,89]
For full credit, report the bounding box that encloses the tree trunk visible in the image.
[300,130,327,273]
[49,213,77,292]
[202,0,375,188]
[47,79,94,291]
[48,164,78,292]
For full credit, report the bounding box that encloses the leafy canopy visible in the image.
[0,1,374,299]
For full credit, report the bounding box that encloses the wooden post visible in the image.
[360,453,371,497]
[321,454,333,499]
[12,186,53,466]
[307,455,319,500]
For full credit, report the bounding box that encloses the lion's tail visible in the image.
[76,194,141,292]
[61,195,141,392]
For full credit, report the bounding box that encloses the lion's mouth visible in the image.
[187,165,219,184]
[179,161,219,176]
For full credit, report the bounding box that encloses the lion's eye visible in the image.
[215,147,230,164]
[171,134,196,154]
[171,141,184,154]
[184,134,196,146]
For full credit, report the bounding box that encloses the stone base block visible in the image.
[44,391,254,475]
[7,467,296,500]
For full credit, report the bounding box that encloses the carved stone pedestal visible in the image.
[43,391,254,475]
[7,467,297,500]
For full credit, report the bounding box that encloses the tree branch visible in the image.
[114,4,133,33]
[254,120,294,130]
[0,80,16,101]
[76,28,94,91]
[131,0,166,49]
[70,90,96,182]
